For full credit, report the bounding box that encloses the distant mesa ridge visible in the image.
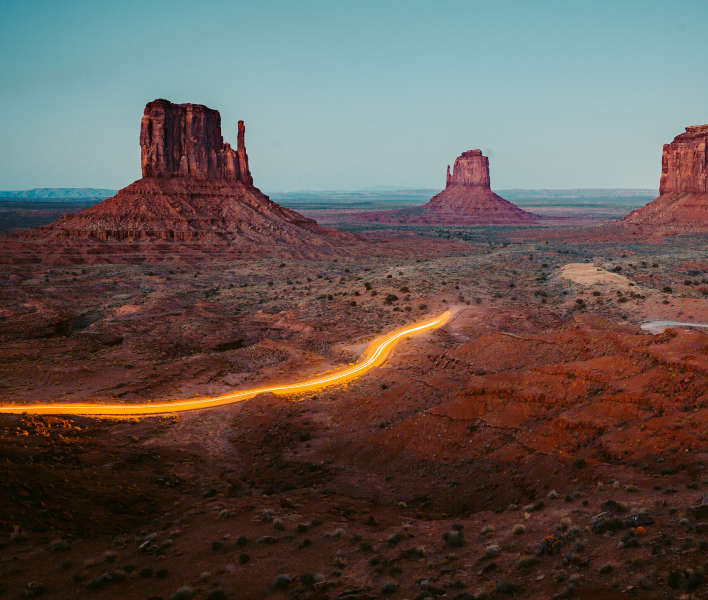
[30,98,345,249]
[0,188,116,200]
[622,124,708,231]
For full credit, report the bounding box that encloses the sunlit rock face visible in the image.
[659,125,708,194]
[622,124,708,232]
[139,99,253,185]
[445,149,491,188]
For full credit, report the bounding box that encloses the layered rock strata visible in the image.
[623,125,708,231]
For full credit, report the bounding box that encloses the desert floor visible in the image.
[1,229,707,599]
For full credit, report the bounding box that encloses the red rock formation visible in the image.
[659,125,708,194]
[362,149,537,225]
[139,99,251,183]
[237,120,253,186]
[445,149,490,187]
[30,99,349,254]
[623,125,708,232]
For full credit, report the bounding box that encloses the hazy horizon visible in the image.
[2,1,706,191]
[0,185,659,197]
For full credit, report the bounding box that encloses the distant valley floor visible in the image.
[0,188,655,233]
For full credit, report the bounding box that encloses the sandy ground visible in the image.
[559,263,637,289]
[0,229,706,599]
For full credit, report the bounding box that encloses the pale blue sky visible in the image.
[1,0,706,192]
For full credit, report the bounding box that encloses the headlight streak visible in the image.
[0,311,451,417]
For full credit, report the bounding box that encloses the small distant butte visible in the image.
[360,148,538,225]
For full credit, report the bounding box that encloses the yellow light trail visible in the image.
[0,311,451,417]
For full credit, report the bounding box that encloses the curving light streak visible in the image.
[0,311,451,417]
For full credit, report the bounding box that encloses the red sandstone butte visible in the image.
[362,149,537,225]
[34,99,344,247]
[139,99,253,184]
[445,149,490,187]
[623,124,708,232]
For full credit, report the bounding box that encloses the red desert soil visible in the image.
[0,107,706,598]
[1,240,706,599]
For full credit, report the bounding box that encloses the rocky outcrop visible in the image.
[30,99,349,255]
[659,125,708,194]
[236,120,253,186]
[445,150,490,187]
[362,149,537,225]
[139,99,252,183]
[622,125,708,232]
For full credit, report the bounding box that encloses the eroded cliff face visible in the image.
[139,99,252,183]
[622,124,708,232]
[659,125,708,194]
[445,149,491,188]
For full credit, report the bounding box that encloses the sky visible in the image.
[1,0,707,192]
